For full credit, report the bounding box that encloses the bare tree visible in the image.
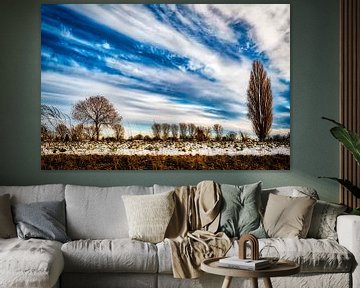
[213,124,224,141]
[161,123,171,140]
[72,96,121,141]
[247,60,273,141]
[239,131,250,142]
[170,124,179,139]
[179,123,187,139]
[71,124,84,141]
[226,131,237,141]
[41,105,72,140]
[151,123,161,139]
[83,125,97,140]
[55,123,70,141]
[204,127,212,140]
[188,123,196,140]
[112,123,125,141]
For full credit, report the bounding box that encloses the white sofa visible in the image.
[0,184,359,288]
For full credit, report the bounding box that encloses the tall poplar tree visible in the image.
[247,60,273,141]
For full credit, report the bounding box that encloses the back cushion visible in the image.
[153,184,176,194]
[65,185,153,239]
[0,184,65,204]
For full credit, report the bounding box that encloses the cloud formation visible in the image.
[41,4,290,137]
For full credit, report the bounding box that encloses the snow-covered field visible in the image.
[41,141,290,156]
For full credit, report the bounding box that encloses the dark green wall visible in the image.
[0,0,340,202]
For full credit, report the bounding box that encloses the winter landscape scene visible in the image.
[41,4,290,170]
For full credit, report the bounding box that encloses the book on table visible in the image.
[218,257,271,270]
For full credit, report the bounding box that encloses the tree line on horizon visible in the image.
[41,60,278,143]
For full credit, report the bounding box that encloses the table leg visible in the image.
[251,278,258,288]
[263,277,273,288]
[221,276,233,288]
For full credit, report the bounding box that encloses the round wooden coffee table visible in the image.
[201,257,300,288]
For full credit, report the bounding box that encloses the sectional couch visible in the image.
[0,183,359,288]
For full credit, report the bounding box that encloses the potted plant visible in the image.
[320,117,360,215]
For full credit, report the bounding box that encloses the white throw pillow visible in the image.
[122,191,175,243]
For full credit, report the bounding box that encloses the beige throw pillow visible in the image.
[122,191,175,243]
[0,194,17,238]
[263,193,316,238]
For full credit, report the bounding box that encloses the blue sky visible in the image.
[41,4,290,138]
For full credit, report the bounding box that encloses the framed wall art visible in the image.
[41,4,290,170]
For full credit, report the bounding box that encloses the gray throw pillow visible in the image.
[307,200,347,240]
[0,194,16,238]
[12,200,70,243]
[218,182,266,238]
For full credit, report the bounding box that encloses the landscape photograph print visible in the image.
[41,4,290,170]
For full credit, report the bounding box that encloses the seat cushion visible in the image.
[228,238,354,273]
[0,238,64,288]
[157,238,354,274]
[62,239,158,273]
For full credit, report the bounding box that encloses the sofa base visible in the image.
[157,272,351,288]
[60,273,157,288]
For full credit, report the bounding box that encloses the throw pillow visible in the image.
[218,182,266,238]
[122,191,175,243]
[263,193,316,238]
[12,200,70,243]
[0,194,16,238]
[307,200,347,240]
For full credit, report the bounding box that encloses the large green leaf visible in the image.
[319,177,360,199]
[323,117,360,165]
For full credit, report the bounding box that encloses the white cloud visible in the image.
[213,4,290,79]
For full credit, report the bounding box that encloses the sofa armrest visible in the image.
[337,215,360,288]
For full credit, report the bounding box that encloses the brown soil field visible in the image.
[41,154,290,170]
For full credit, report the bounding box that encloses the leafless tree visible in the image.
[83,125,97,140]
[204,127,212,140]
[239,131,250,142]
[247,60,273,141]
[170,124,179,139]
[213,124,224,141]
[152,122,161,139]
[41,105,72,140]
[71,124,84,141]
[112,123,125,141]
[226,131,237,141]
[188,123,196,140]
[161,123,171,140]
[193,126,211,141]
[55,123,70,141]
[133,134,144,140]
[72,96,121,141]
[179,123,187,139]
[41,126,51,141]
